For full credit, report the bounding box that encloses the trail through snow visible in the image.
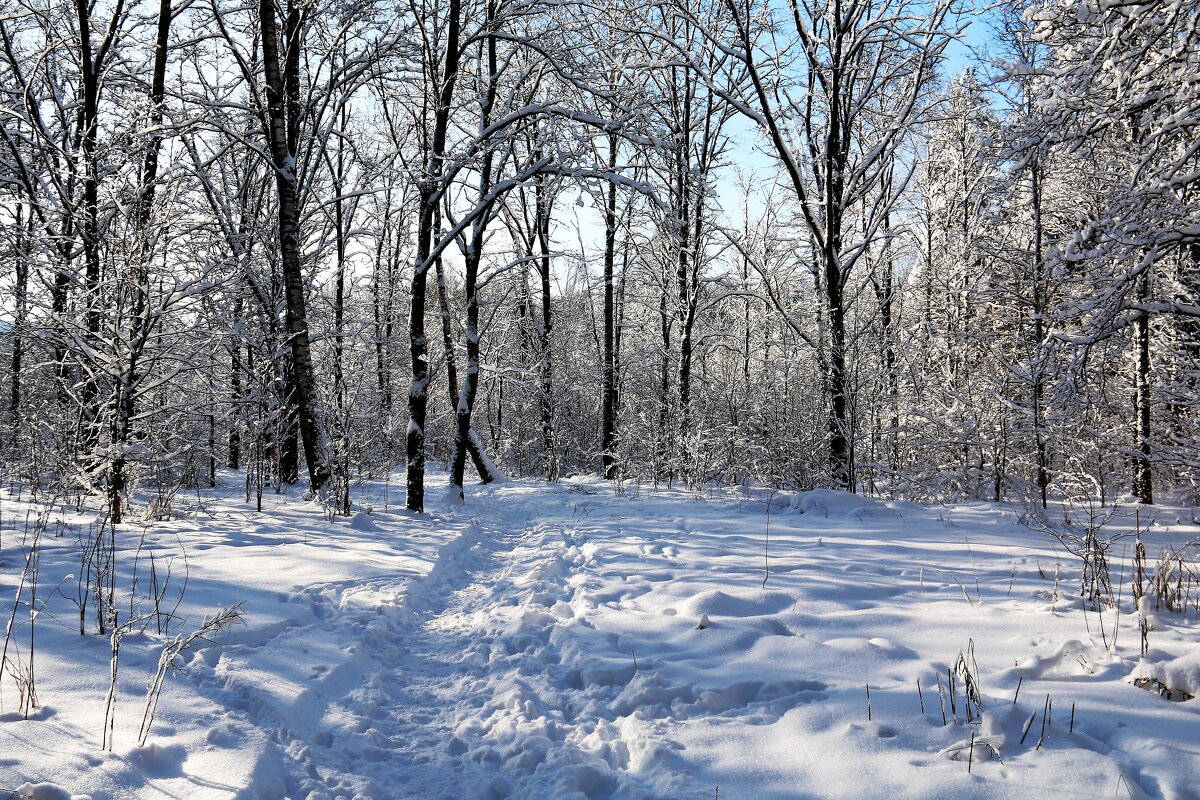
[3,476,1200,799]
[185,486,681,799]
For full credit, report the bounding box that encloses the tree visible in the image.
[712,0,956,489]
[1019,0,1200,503]
[642,0,736,482]
[254,0,333,495]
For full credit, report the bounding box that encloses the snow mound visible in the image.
[349,511,383,532]
[128,743,187,777]
[13,784,90,800]
[789,489,891,518]
[681,589,795,619]
[1006,639,1099,680]
[1131,651,1200,700]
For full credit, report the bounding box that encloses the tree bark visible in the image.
[448,1,497,501]
[871,212,898,484]
[433,206,496,484]
[107,0,172,522]
[10,205,27,446]
[601,132,620,479]
[73,0,103,462]
[1030,158,1050,508]
[259,0,331,494]
[1133,271,1154,504]
[534,170,558,481]
[279,361,301,485]
[407,0,462,511]
[372,203,394,417]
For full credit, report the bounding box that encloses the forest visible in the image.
[0,0,1195,515]
[1,0,1199,797]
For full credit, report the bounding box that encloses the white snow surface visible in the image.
[2,474,1199,799]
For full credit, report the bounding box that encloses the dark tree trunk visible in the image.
[601,132,620,479]
[676,196,705,477]
[658,274,672,480]
[107,0,172,522]
[433,207,495,485]
[826,271,851,489]
[822,85,851,490]
[1133,272,1154,504]
[10,206,27,444]
[331,105,349,419]
[73,0,103,462]
[229,295,244,470]
[669,60,721,480]
[448,3,497,501]
[73,0,100,341]
[871,212,898,483]
[1030,160,1050,508]
[447,227,486,498]
[279,361,301,485]
[406,198,433,511]
[372,206,394,417]
[407,0,462,511]
[535,171,558,481]
[822,37,852,491]
[259,0,331,494]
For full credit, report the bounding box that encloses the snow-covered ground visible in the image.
[2,474,1198,799]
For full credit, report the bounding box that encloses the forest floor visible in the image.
[1,472,1199,799]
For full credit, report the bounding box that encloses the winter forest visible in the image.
[1,0,1199,797]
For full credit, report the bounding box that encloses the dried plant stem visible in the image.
[139,605,243,746]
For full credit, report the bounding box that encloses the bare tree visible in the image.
[711,0,955,488]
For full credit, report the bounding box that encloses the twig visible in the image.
[936,673,947,725]
[1020,712,1036,745]
[762,489,777,589]
[1036,694,1049,750]
[948,667,958,723]
[139,604,243,746]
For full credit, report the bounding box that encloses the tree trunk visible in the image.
[107,0,172,523]
[229,299,244,469]
[658,273,672,481]
[823,204,851,489]
[1133,271,1154,504]
[259,0,331,495]
[372,206,393,417]
[433,207,496,484]
[448,3,497,501]
[10,205,27,447]
[871,212,898,485]
[535,172,558,481]
[279,362,301,485]
[601,132,620,479]
[823,40,852,492]
[331,101,349,419]
[407,0,462,511]
[73,0,103,462]
[1030,160,1050,508]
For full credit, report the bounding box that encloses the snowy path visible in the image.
[184,486,685,799]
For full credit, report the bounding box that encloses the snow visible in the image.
[1131,650,1200,700]
[2,475,1199,799]
[11,783,86,800]
[347,511,383,533]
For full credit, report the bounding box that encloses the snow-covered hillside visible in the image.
[2,475,1198,799]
